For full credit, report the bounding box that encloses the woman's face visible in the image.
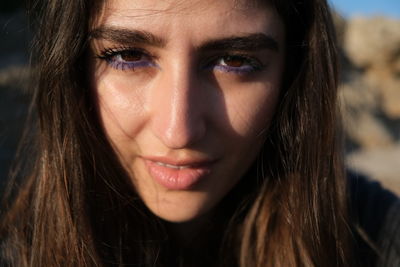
[90,0,285,222]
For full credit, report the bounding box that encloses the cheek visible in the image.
[223,83,280,138]
[95,75,147,147]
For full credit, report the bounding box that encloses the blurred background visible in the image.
[0,1,399,195]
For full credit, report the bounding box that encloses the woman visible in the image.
[1,0,399,266]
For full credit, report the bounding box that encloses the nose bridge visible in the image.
[151,60,205,148]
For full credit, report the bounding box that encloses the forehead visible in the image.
[98,0,266,15]
[92,0,283,43]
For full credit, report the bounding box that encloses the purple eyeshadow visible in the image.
[213,65,256,74]
[106,58,156,71]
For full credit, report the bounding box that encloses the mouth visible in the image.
[154,161,204,169]
[142,156,215,190]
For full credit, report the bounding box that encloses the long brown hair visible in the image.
[0,0,355,266]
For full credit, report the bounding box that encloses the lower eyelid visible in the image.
[107,59,157,70]
[213,64,260,74]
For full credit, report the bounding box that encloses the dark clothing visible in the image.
[349,172,400,266]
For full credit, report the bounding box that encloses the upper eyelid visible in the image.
[97,46,157,60]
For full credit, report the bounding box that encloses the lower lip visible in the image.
[144,160,212,190]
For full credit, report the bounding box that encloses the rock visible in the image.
[338,16,400,194]
[339,15,400,154]
[339,81,378,112]
[339,79,395,149]
[364,67,400,119]
[342,109,394,149]
[344,16,400,69]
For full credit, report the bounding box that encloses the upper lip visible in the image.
[141,155,216,167]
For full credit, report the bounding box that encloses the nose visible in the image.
[149,64,206,149]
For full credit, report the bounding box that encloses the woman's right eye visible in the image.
[203,54,265,75]
[98,48,157,71]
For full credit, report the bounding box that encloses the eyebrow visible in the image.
[199,34,280,52]
[89,27,167,47]
[89,26,280,52]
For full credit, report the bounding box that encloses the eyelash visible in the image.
[98,47,157,70]
[97,47,265,74]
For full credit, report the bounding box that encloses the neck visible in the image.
[165,212,214,248]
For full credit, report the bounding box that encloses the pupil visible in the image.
[224,56,243,67]
[121,51,142,62]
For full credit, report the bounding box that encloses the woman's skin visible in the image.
[89,0,285,229]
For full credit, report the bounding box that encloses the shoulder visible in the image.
[347,171,400,266]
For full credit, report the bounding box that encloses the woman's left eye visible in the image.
[207,55,264,74]
[98,48,156,71]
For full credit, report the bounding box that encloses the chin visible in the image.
[144,192,213,223]
[155,211,200,223]
[150,207,206,223]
